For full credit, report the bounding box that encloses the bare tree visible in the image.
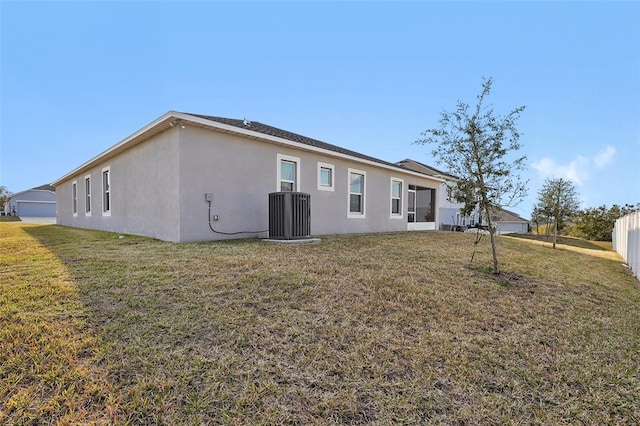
[416,77,527,274]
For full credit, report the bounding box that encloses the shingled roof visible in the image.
[490,207,529,223]
[394,158,459,180]
[33,184,55,192]
[53,111,444,186]
[186,113,405,171]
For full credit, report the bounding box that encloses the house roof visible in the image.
[33,184,55,192]
[53,111,444,186]
[9,184,56,198]
[490,207,529,223]
[395,158,459,180]
[189,114,405,170]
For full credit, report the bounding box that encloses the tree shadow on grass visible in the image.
[507,233,611,251]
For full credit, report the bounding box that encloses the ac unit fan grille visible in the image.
[268,192,311,240]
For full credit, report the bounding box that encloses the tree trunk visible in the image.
[545,219,551,240]
[485,206,499,274]
[552,217,558,249]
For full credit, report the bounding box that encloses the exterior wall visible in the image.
[175,126,441,242]
[176,127,276,241]
[56,124,441,242]
[495,221,528,234]
[438,182,460,209]
[437,181,467,228]
[56,129,182,241]
[440,207,461,228]
[8,190,56,217]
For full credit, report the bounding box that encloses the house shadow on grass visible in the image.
[5,223,120,424]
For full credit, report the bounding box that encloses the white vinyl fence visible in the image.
[612,211,640,281]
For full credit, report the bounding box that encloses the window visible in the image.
[348,168,366,217]
[317,162,335,191]
[72,181,78,216]
[102,167,111,215]
[320,168,332,186]
[390,178,403,217]
[277,154,300,192]
[281,161,296,191]
[84,175,91,215]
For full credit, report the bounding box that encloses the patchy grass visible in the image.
[2,222,639,424]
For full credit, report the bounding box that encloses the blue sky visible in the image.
[1,1,638,218]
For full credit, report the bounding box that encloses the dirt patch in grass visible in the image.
[3,223,640,424]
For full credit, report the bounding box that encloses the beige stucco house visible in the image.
[52,111,444,242]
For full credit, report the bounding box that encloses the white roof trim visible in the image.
[14,200,56,204]
[52,111,445,186]
[52,112,175,186]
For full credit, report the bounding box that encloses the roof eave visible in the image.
[52,111,445,186]
[52,111,179,186]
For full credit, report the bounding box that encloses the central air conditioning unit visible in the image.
[268,192,311,240]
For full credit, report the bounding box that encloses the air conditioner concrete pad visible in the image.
[262,238,321,244]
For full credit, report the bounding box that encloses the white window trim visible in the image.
[102,166,111,216]
[72,180,78,216]
[390,177,404,219]
[276,153,301,192]
[317,161,335,191]
[84,175,91,217]
[347,168,366,219]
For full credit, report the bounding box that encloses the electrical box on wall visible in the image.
[205,193,213,202]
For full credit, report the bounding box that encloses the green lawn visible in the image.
[1,223,639,424]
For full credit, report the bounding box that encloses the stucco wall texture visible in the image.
[56,123,441,242]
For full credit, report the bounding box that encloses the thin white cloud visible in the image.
[532,156,589,186]
[593,145,616,168]
[532,145,616,186]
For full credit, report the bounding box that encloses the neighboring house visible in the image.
[489,208,530,234]
[52,111,444,242]
[396,158,529,234]
[5,184,56,217]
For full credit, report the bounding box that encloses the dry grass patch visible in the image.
[2,223,639,424]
